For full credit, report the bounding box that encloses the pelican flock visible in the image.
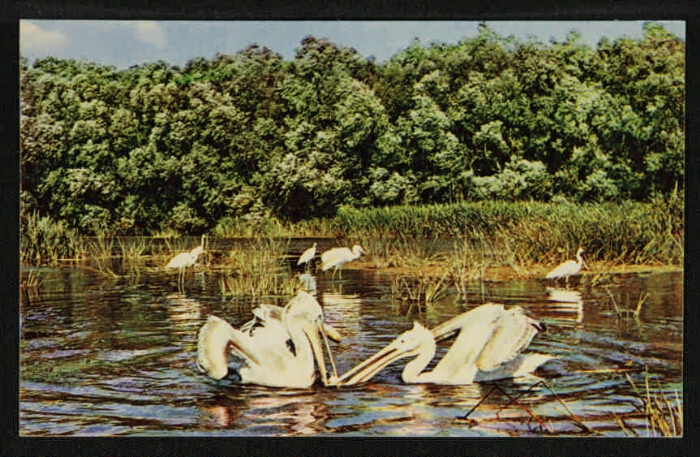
[193,238,562,391]
[197,290,340,388]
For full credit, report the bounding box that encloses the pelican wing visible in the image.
[431,303,504,342]
[240,304,284,334]
[198,311,295,381]
[429,304,505,382]
[476,307,542,372]
[321,247,350,270]
[320,249,335,270]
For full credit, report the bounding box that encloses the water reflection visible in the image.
[297,273,317,295]
[198,388,333,435]
[542,287,584,326]
[19,262,683,437]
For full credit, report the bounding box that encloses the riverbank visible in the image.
[22,199,683,272]
[344,259,683,283]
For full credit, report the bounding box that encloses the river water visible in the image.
[19,239,683,437]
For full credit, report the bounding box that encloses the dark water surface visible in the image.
[19,240,683,437]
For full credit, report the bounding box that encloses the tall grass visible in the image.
[22,197,682,270]
[21,212,85,266]
[117,236,150,279]
[218,235,298,299]
[213,215,285,238]
[334,197,683,266]
[84,234,119,278]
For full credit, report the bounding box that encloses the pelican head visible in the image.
[283,290,341,384]
[197,290,341,387]
[334,322,435,386]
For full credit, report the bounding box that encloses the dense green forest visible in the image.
[20,22,684,236]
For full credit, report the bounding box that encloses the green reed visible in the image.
[20,212,85,266]
[218,235,298,299]
[333,197,683,266]
[84,234,119,278]
[213,215,286,238]
[116,236,151,279]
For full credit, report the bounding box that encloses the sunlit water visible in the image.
[19,240,683,437]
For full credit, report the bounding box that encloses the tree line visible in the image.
[20,22,685,235]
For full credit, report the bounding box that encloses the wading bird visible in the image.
[321,245,366,279]
[166,235,206,289]
[196,290,341,388]
[332,303,551,386]
[546,247,586,286]
[297,242,317,269]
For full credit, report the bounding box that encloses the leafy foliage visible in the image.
[20,23,684,236]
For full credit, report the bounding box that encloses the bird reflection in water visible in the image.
[545,287,583,325]
[200,391,330,435]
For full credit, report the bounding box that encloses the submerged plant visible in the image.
[219,235,296,299]
[85,234,119,278]
[616,368,682,437]
[391,271,449,311]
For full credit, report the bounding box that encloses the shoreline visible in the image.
[356,261,683,283]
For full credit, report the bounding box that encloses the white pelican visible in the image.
[321,245,366,279]
[297,242,317,268]
[167,235,206,287]
[546,247,586,286]
[196,291,341,388]
[332,303,552,386]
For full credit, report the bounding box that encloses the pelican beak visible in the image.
[302,319,333,386]
[333,338,411,386]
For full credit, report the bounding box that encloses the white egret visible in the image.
[321,245,366,279]
[166,235,206,288]
[546,247,586,286]
[332,303,551,386]
[196,290,341,388]
[297,242,317,269]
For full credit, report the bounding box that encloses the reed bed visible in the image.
[20,269,42,289]
[334,197,683,266]
[213,215,286,238]
[218,236,298,300]
[116,236,150,279]
[22,198,682,275]
[391,272,449,312]
[20,212,85,266]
